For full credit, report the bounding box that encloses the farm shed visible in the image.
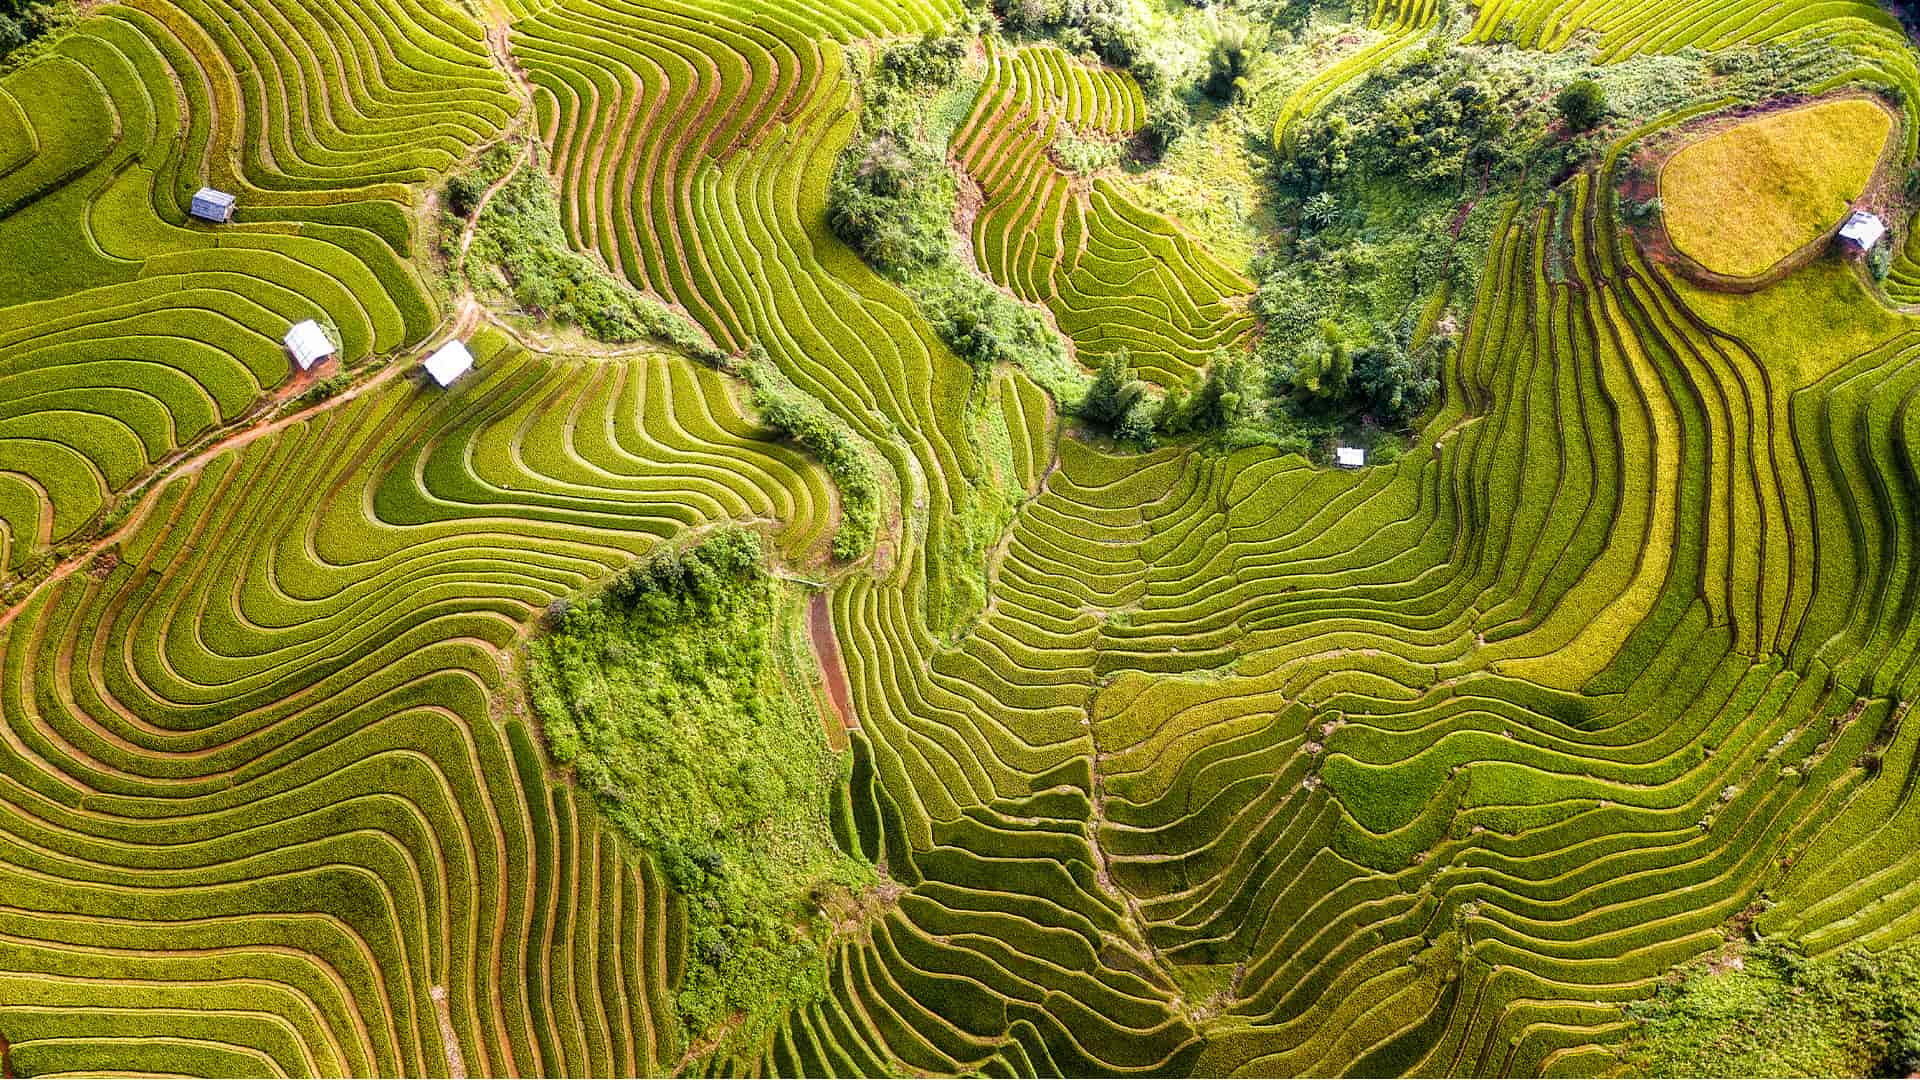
[190,187,236,222]
[423,340,475,387]
[1336,447,1366,468]
[1839,210,1887,254]
[284,320,336,370]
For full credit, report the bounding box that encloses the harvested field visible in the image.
[1660,98,1892,279]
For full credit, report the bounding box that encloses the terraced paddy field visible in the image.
[7,0,1920,1076]
[1660,98,1893,279]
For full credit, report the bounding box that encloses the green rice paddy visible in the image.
[3,0,1920,1075]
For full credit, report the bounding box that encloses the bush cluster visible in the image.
[733,344,878,561]
[600,526,762,618]
[879,29,967,88]
[464,163,720,358]
[1554,79,1609,131]
[827,34,968,274]
[827,29,1070,385]
[531,529,871,1050]
[1077,347,1263,449]
[918,271,1063,373]
[1624,938,1920,1077]
[298,372,352,405]
[1283,50,1533,195]
[827,130,954,274]
[442,142,518,220]
[1262,315,1440,424]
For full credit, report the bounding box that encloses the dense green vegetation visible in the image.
[1257,37,1589,434]
[1621,940,1920,1077]
[11,0,1920,1075]
[531,530,870,1050]
[0,0,65,66]
[459,151,721,357]
[829,29,1073,393]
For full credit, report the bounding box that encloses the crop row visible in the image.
[0,334,845,1073]
[953,43,1255,386]
[13,0,1920,1074]
[0,0,501,578]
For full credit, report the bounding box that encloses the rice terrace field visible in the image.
[12,0,1920,1074]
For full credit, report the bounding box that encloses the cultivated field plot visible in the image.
[5,0,1920,1076]
[1661,98,1892,278]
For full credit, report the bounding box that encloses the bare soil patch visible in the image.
[807,591,857,733]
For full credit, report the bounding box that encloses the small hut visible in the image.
[422,340,475,387]
[1838,210,1887,255]
[190,187,236,223]
[283,320,336,371]
[1336,446,1366,469]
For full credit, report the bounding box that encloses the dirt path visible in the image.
[459,142,534,263]
[429,985,468,1078]
[0,358,413,633]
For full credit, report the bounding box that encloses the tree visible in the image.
[1187,352,1252,430]
[1351,339,1435,421]
[1203,14,1255,101]
[1080,349,1145,429]
[1155,386,1191,435]
[1116,402,1157,448]
[1554,79,1608,132]
[1298,321,1352,400]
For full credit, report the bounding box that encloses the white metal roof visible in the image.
[189,187,236,222]
[1335,446,1366,468]
[422,340,474,387]
[1840,210,1887,250]
[283,320,335,369]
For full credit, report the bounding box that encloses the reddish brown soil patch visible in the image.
[808,591,857,732]
[86,547,120,580]
[2,1028,14,1079]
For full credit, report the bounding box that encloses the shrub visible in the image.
[443,142,519,219]
[734,344,879,561]
[1115,401,1157,448]
[1554,79,1609,132]
[1078,349,1146,430]
[1183,352,1253,431]
[298,372,352,405]
[1350,337,1436,421]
